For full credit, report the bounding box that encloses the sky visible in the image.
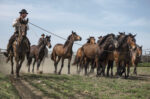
[0,0,150,52]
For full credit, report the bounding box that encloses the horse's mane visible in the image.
[118,35,128,49]
[86,37,94,43]
[99,34,114,45]
[63,34,72,47]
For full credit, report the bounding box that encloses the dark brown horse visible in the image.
[106,32,126,76]
[116,33,137,78]
[11,18,29,77]
[81,34,118,76]
[51,31,82,74]
[27,36,51,73]
[73,37,96,73]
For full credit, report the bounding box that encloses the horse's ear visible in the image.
[133,34,136,37]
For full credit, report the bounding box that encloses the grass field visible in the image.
[0,73,19,99]
[23,67,150,99]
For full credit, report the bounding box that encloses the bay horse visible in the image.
[116,33,137,78]
[130,45,142,75]
[73,37,96,73]
[51,31,82,75]
[12,18,29,77]
[27,36,51,73]
[81,34,118,76]
[106,32,126,76]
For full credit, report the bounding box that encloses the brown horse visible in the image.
[27,36,51,73]
[116,33,137,78]
[81,34,118,75]
[73,37,96,73]
[51,31,82,74]
[11,18,29,77]
[106,32,126,76]
[130,45,142,75]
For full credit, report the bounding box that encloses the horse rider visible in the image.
[37,33,49,58]
[38,34,45,45]
[4,9,31,60]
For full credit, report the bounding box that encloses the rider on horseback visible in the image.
[38,34,45,45]
[4,9,31,61]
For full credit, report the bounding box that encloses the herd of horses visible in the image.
[5,19,142,79]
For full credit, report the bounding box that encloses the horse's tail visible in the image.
[3,52,8,57]
[51,49,56,61]
[72,55,80,65]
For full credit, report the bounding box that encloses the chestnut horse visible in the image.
[130,45,142,75]
[27,36,51,73]
[73,37,96,73]
[51,31,82,74]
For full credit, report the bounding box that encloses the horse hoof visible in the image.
[58,72,61,75]
[96,74,100,77]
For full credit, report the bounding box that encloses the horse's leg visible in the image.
[134,63,137,75]
[77,63,79,73]
[126,63,130,78]
[28,58,32,73]
[101,62,106,76]
[110,61,114,76]
[58,58,64,75]
[32,59,36,73]
[84,61,89,75]
[54,56,61,74]
[78,58,83,74]
[11,56,14,75]
[107,62,110,77]
[15,57,20,77]
[68,58,71,74]
[96,63,101,77]
[17,58,24,76]
[37,59,42,72]
[90,60,95,74]
[133,62,137,75]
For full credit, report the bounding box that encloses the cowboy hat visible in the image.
[19,9,28,14]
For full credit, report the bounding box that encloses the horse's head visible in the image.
[87,36,95,44]
[117,32,126,41]
[105,33,118,49]
[127,33,136,50]
[71,31,82,41]
[97,36,103,44]
[45,35,52,48]
[19,18,28,37]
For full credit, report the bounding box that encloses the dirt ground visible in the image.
[0,55,80,75]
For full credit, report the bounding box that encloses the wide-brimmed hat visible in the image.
[41,34,45,36]
[19,9,28,14]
